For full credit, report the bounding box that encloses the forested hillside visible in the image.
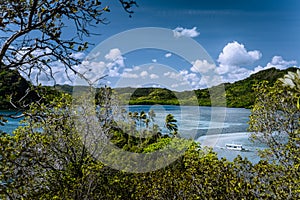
[223,67,298,107]
[0,69,60,110]
[0,69,32,109]
[115,67,298,108]
[1,67,298,109]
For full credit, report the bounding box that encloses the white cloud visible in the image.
[215,65,230,75]
[165,53,172,58]
[191,59,216,74]
[108,67,120,77]
[123,68,133,72]
[152,59,157,63]
[133,66,140,71]
[164,70,205,89]
[121,72,139,79]
[70,52,86,60]
[76,60,110,83]
[150,74,159,79]
[217,55,298,84]
[149,65,154,70]
[223,67,251,83]
[151,84,162,88]
[105,48,125,67]
[140,71,149,78]
[200,75,223,87]
[252,56,297,74]
[217,41,261,68]
[105,48,121,61]
[20,60,78,86]
[173,27,200,38]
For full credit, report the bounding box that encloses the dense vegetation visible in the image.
[55,67,298,108]
[1,67,297,110]
[0,69,32,109]
[1,70,299,199]
[0,0,298,198]
[109,67,298,108]
[0,69,61,112]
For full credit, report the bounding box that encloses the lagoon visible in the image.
[126,105,264,163]
[0,105,264,163]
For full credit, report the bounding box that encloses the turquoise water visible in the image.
[0,110,24,134]
[126,105,264,163]
[0,106,264,162]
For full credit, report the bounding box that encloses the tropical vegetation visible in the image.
[1,70,299,199]
[0,0,299,199]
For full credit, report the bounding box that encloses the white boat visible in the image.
[225,144,249,151]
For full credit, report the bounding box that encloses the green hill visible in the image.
[2,67,296,109]
[223,67,298,108]
[114,67,298,108]
[0,69,61,110]
[0,69,32,109]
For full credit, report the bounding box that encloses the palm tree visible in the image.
[148,110,156,123]
[165,114,178,137]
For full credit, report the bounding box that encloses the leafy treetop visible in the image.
[0,0,137,83]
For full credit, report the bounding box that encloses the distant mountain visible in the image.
[42,67,300,109]
[114,67,298,108]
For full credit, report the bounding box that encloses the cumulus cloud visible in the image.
[199,75,223,87]
[252,56,297,74]
[165,53,172,58]
[217,55,298,84]
[121,72,139,79]
[191,59,216,74]
[70,52,86,60]
[173,27,200,38]
[150,74,159,79]
[20,60,79,86]
[140,71,149,78]
[105,48,125,67]
[164,70,205,89]
[215,41,261,75]
[221,67,251,83]
[152,59,157,63]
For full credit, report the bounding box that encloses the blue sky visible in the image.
[35,0,300,90]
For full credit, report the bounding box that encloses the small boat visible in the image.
[225,144,249,152]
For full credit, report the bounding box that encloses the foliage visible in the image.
[3,67,296,110]
[0,0,137,125]
[165,113,178,137]
[0,69,63,110]
[224,67,298,108]
[1,70,300,199]
[249,76,300,167]
[0,69,31,109]
[0,0,136,79]
[112,67,299,108]
[249,70,300,197]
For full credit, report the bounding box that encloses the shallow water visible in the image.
[1,105,264,162]
[127,105,264,163]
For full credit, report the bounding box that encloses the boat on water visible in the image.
[225,144,250,152]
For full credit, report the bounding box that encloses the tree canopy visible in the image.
[0,0,136,82]
[1,74,300,198]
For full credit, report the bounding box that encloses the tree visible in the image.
[0,69,31,109]
[248,70,300,198]
[0,0,136,78]
[0,90,122,199]
[165,113,178,137]
[1,89,299,198]
[249,70,300,167]
[0,0,137,123]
